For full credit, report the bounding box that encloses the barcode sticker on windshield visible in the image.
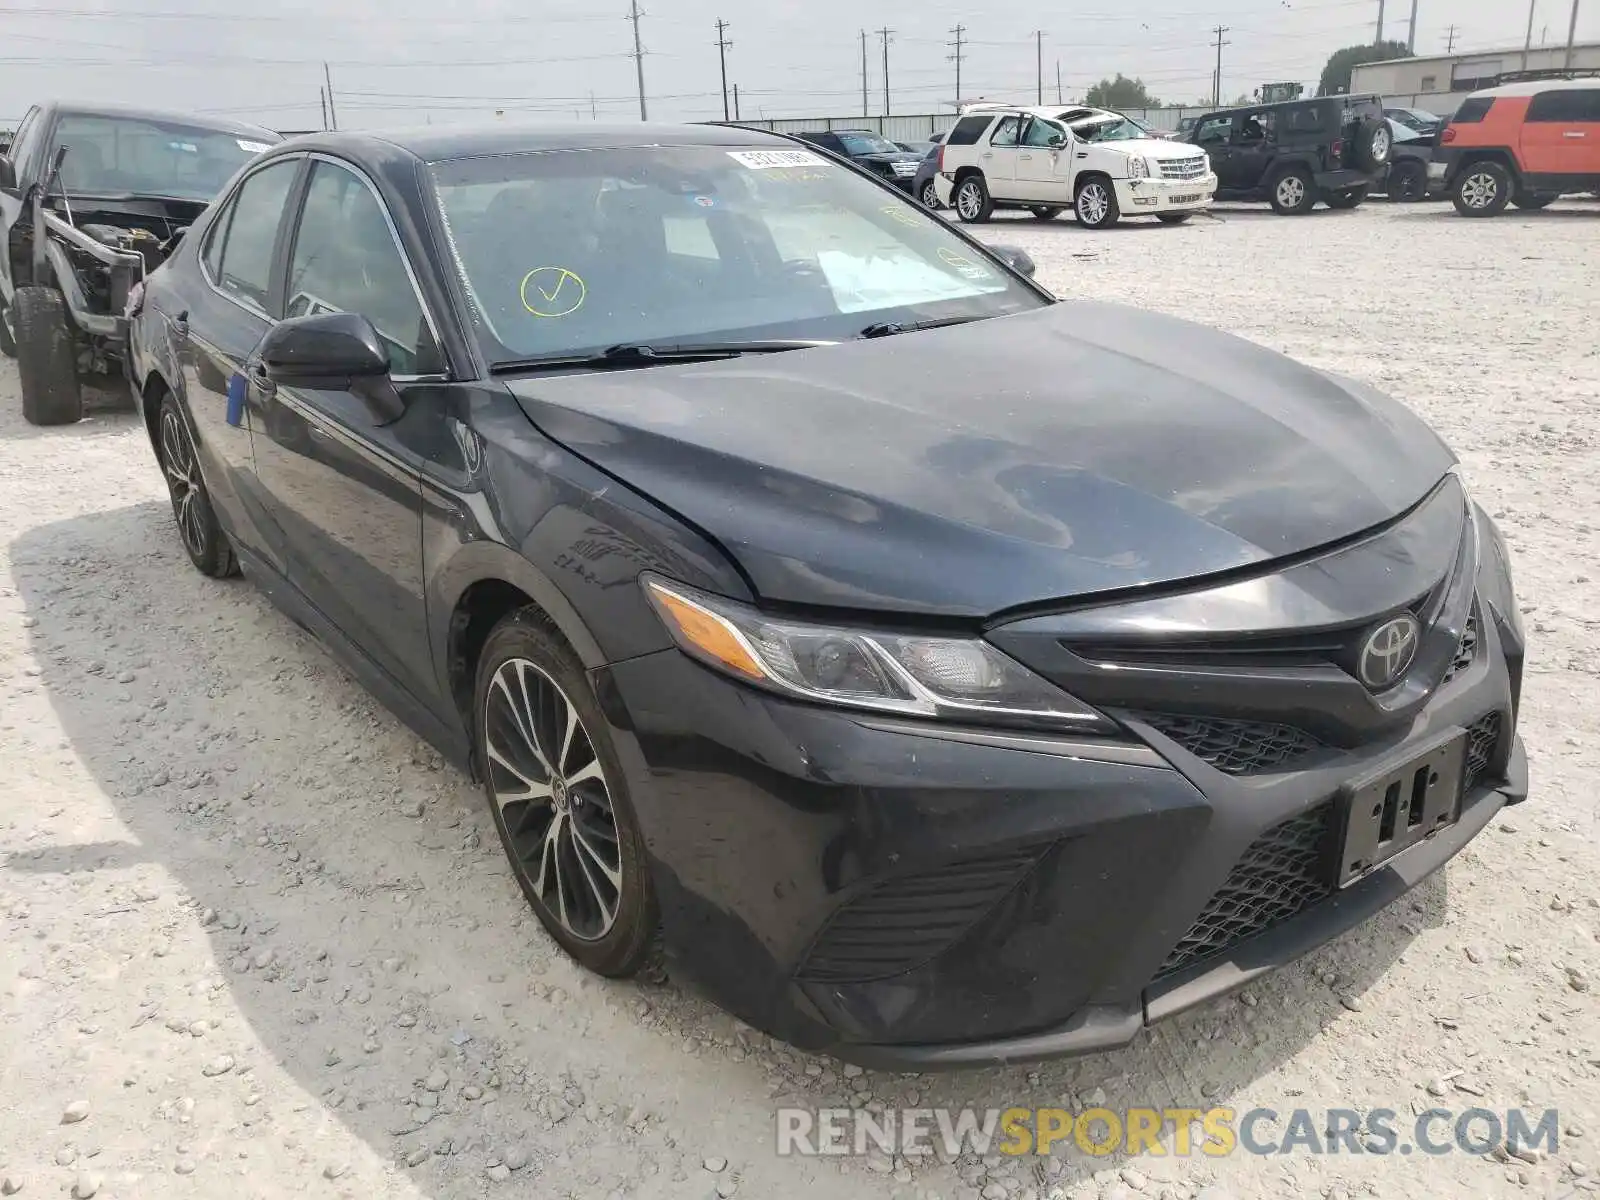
[727,149,825,170]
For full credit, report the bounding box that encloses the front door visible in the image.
[1227,109,1279,192]
[248,157,444,703]
[1193,115,1238,189]
[1519,88,1600,182]
[1014,116,1071,201]
[981,115,1024,199]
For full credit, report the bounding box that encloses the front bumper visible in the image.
[597,549,1525,1067]
[1114,173,1217,213]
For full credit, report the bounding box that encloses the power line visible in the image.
[1211,25,1231,106]
[628,0,648,121]
[714,18,732,122]
[948,24,967,105]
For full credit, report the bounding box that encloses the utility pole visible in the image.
[590,91,598,120]
[860,29,870,117]
[947,24,966,107]
[733,83,741,121]
[1210,26,1231,106]
[879,27,893,116]
[319,87,328,132]
[1444,23,1458,51]
[1056,59,1063,103]
[1564,0,1581,68]
[1375,0,1385,45]
[1407,0,1418,52]
[323,62,338,130]
[628,0,648,121]
[1523,0,1538,67]
[714,19,732,122]
[1034,31,1046,104]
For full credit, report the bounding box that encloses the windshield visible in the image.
[837,132,901,156]
[429,144,1045,365]
[1071,116,1148,143]
[53,114,276,201]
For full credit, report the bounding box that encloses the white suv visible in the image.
[934,106,1217,228]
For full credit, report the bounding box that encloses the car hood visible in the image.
[1091,137,1205,159]
[508,302,1456,618]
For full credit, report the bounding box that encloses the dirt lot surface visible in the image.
[2,199,1598,1200]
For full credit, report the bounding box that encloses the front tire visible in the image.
[158,395,238,578]
[1028,205,1062,221]
[1268,166,1316,214]
[0,293,16,359]
[14,286,82,426]
[1074,178,1120,228]
[474,612,659,978]
[1156,213,1192,225]
[1452,161,1512,217]
[953,175,993,223]
[1386,160,1427,202]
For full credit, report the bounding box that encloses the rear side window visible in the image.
[1450,97,1495,123]
[1526,89,1600,122]
[946,115,993,146]
[989,116,1023,147]
[1282,106,1328,134]
[208,158,299,315]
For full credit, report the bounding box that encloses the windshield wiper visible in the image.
[491,338,834,374]
[860,314,986,339]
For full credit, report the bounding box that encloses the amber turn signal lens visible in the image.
[646,582,766,681]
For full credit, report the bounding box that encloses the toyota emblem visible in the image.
[1358,615,1420,691]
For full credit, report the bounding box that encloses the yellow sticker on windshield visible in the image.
[520,267,587,318]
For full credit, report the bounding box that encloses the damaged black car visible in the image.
[0,102,279,425]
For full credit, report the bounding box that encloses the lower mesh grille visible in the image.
[796,846,1045,984]
[1143,714,1324,775]
[1464,711,1502,792]
[1157,803,1335,979]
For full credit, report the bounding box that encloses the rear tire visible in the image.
[1452,160,1511,217]
[1028,205,1062,220]
[953,174,993,223]
[1385,160,1427,202]
[1324,186,1369,210]
[473,611,660,979]
[14,286,82,426]
[1073,178,1120,229]
[1156,213,1192,225]
[1268,166,1316,215]
[0,293,16,359]
[158,394,238,578]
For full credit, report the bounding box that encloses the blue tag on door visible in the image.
[226,371,246,427]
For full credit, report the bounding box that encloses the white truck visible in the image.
[933,104,1217,229]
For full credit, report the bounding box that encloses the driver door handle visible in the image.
[249,360,277,398]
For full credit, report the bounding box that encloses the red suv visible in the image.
[1438,78,1600,216]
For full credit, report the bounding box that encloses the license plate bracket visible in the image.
[1335,729,1467,888]
[1170,192,1201,203]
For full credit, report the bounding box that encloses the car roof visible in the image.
[38,100,280,141]
[1470,77,1600,98]
[304,120,794,164]
[1205,93,1380,115]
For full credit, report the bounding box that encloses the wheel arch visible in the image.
[1449,148,1522,187]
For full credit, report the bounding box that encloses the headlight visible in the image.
[643,576,1109,730]
[1128,156,1150,178]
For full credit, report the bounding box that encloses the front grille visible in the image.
[796,846,1046,984]
[1157,803,1335,979]
[1464,711,1502,792]
[1159,156,1208,180]
[1442,612,1479,687]
[1142,714,1325,775]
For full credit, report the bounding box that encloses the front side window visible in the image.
[209,158,299,314]
[285,161,440,375]
[1235,111,1276,143]
[4,107,40,175]
[51,115,276,201]
[1195,116,1232,144]
[430,143,1045,365]
[1022,118,1065,148]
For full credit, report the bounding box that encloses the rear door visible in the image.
[1520,88,1600,184]
[980,114,1024,198]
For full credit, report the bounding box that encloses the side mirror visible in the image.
[257,311,405,424]
[1047,133,1065,148]
[0,157,15,192]
[989,244,1036,278]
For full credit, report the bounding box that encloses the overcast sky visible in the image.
[3,0,1597,130]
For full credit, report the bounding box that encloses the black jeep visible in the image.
[0,102,279,424]
[1182,94,1392,214]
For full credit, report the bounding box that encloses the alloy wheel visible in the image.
[160,408,208,560]
[957,181,981,219]
[1371,126,1390,163]
[1078,183,1109,225]
[1276,175,1306,209]
[921,181,939,209]
[484,658,623,941]
[1461,171,1498,210]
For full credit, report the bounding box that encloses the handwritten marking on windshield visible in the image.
[520,267,587,318]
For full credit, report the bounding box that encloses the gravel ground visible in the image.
[1,199,1597,1200]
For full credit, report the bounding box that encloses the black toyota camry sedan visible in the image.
[126,122,1527,1068]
